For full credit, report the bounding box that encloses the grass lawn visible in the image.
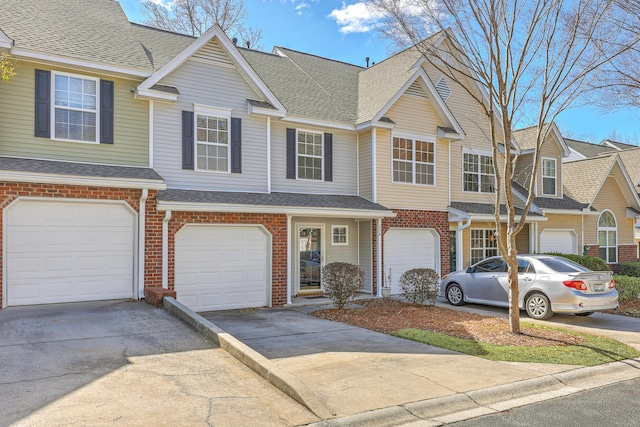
[393,324,640,366]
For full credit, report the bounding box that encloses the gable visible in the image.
[386,93,445,136]
[191,39,234,67]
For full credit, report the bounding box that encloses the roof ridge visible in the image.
[274,46,364,69]
[130,22,196,39]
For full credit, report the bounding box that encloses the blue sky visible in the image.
[117,0,639,144]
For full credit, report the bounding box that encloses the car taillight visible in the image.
[563,280,587,290]
[609,279,615,289]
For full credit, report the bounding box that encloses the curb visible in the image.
[162,297,334,420]
[305,358,640,426]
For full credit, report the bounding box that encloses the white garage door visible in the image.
[384,228,439,294]
[540,230,578,254]
[6,199,135,306]
[175,225,270,312]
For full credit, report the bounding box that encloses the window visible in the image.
[332,226,348,245]
[463,152,495,193]
[470,229,498,264]
[598,210,617,263]
[52,72,98,143]
[542,158,556,196]
[472,258,504,273]
[194,105,231,173]
[392,136,435,185]
[298,130,323,180]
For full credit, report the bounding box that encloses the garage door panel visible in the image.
[6,200,135,306]
[175,225,269,312]
[540,230,577,254]
[384,228,439,295]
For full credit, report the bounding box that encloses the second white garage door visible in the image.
[5,199,136,306]
[384,228,440,295]
[175,225,270,312]
[540,230,578,254]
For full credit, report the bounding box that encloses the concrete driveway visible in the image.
[0,300,317,427]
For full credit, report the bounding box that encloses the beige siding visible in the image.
[516,224,530,254]
[0,61,148,166]
[358,130,373,200]
[271,121,358,195]
[153,54,268,191]
[374,93,450,210]
[538,214,584,251]
[588,177,635,245]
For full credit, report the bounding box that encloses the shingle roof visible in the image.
[601,139,638,150]
[616,148,640,188]
[562,155,615,204]
[450,201,540,216]
[0,0,154,70]
[129,23,195,70]
[565,138,615,158]
[511,181,589,210]
[512,126,541,150]
[0,156,163,181]
[157,189,392,211]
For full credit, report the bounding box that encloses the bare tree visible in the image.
[141,0,262,49]
[369,0,640,333]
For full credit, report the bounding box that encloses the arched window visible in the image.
[598,210,617,263]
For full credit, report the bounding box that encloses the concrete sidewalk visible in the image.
[169,298,640,425]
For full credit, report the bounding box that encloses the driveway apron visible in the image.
[0,300,316,427]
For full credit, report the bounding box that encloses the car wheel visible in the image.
[525,293,553,320]
[574,312,594,317]
[446,284,464,306]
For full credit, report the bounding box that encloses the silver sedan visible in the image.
[439,255,618,319]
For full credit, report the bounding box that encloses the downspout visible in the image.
[162,210,172,289]
[138,189,148,299]
[376,218,382,297]
[267,117,272,193]
[286,214,292,304]
[356,133,360,196]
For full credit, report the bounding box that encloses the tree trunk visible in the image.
[505,250,520,334]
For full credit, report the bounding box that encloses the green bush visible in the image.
[321,262,364,309]
[616,262,640,277]
[399,268,440,306]
[544,253,611,271]
[613,275,640,302]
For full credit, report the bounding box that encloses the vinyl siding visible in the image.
[270,121,357,195]
[374,94,449,210]
[0,60,148,166]
[358,130,373,200]
[152,49,268,192]
[516,224,530,254]
[587,176,635,245]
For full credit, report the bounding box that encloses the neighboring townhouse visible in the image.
[0,0,168,308]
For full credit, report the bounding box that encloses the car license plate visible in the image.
[594,284,605,292]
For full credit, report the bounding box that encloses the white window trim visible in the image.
[598,210,617,264]
[391,133,436,186]
[462,149,495,194]
[541,157,557,196]
[470,228,498,264]
[193,104,232,174]
[296,128,324,181]
[331,225,349,246]
[50,71,100,144]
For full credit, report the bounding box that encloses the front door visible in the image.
[299,227,322,292]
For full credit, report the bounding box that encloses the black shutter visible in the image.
[34,69,51,138]
[324,133,333,182]
[286,128,296,179]
[230,117,242,173]
[100,80,114,144]
[182,111,194,170]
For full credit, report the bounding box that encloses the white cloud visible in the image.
[328,2,382,34]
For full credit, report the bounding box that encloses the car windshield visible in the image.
[538,257,590,273]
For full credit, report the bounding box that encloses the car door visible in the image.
[496,258,536,303]
[464,258,505,303]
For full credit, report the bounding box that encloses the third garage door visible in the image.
[175,225,270,312]
[384,228,440,295]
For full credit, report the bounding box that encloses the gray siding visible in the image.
[358,130,373,200]
[271,121,358,195]
[153,50,268,192]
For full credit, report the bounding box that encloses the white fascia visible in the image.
[156,200,396,219]
[470,213,548,222]
[355,120,394,131]
[134,88,178,103]
[0,171,166,190]
[10,47,150,78]
[0,29,12,49]
[542,208,598,215]
[280,115,355,131]
[248,104,286,118]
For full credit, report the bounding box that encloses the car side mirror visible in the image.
[466,267,472,273]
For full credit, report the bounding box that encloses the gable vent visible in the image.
[192,40,233,67]
[405,80,428,98]
[435,76,451,101]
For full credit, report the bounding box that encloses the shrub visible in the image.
[616,262,640,277]
[544,253,611,271]
[399,268,440,305]
[321,262,364,309]
[613,275,640,302]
